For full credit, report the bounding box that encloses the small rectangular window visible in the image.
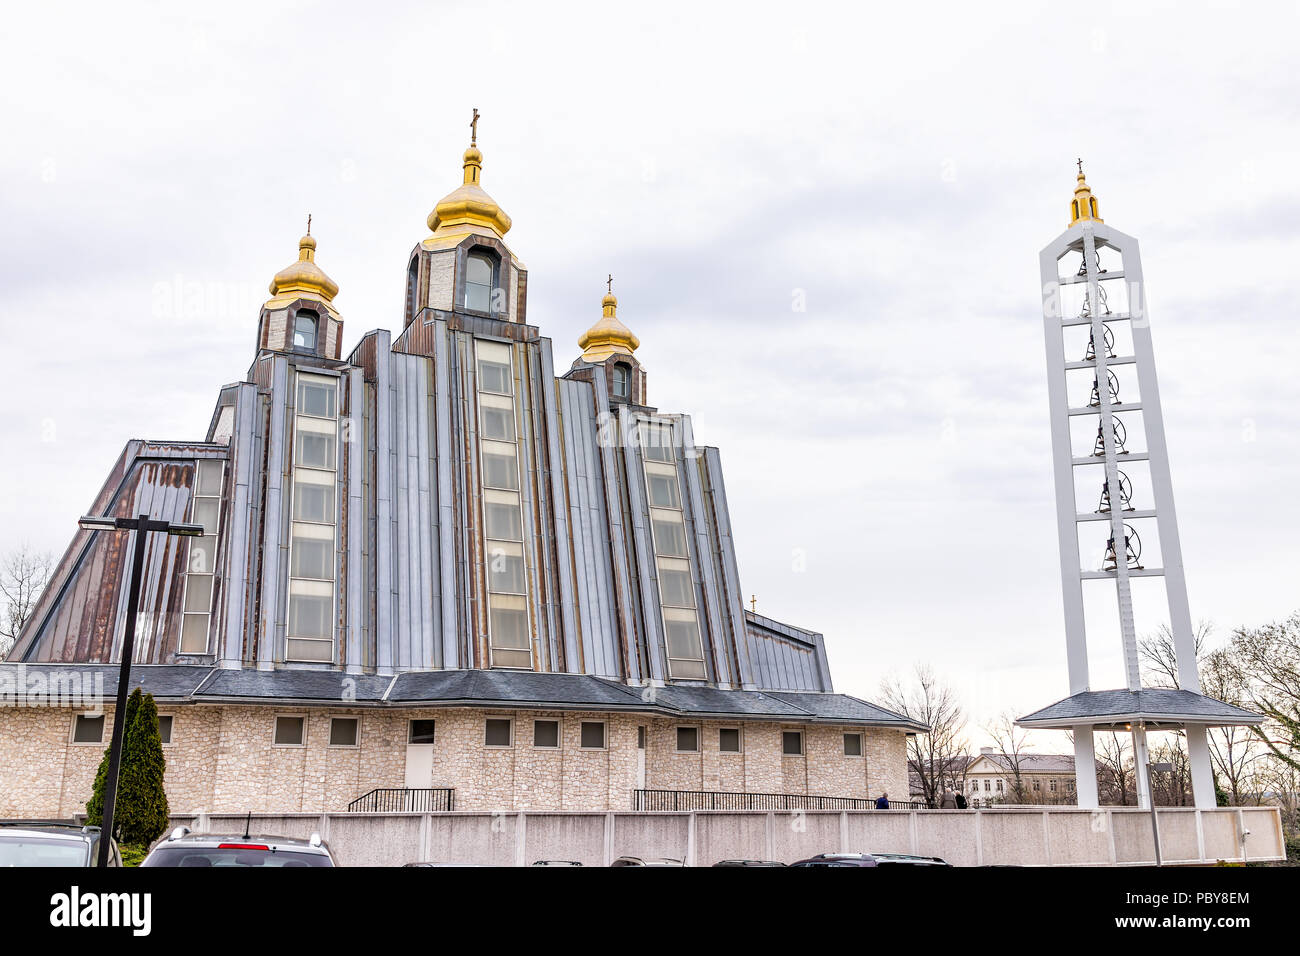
[639,423,674,461]
[329,717,359,747]
[637,726,646,749]
[157,715,173,745]
[843,733,863,757]
[782,731,803,756]
[719,728,741,753]
[580,721,606,750]
[487,542,527,594]
[409,720,436,744]
[676,726,699,753]
[650,511,688,558]
[274,716,305,747]
[645,464,682,509]
[484,498,523,541]
[72,714,105,744]
[533,719,560,749]
[485,718,513,748]
[297,378,336,418]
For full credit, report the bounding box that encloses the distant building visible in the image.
[0,122,924,817]
[964,749,1076,805]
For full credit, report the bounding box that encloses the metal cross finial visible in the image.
[749,594,756,613]
[306,213,312,236]
[1077,158,1084,176]
[471,108,480,146]
[607,273,613,294]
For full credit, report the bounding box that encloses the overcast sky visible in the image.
[2,2,1297,748]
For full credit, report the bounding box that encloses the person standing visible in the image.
[875,792,890,810]
[940,787,958,809]
[955,790,968,810]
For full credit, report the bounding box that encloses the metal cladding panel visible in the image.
[392,353,439,670]
[17,447,233,665]
[372,329,395,673]
[512,340,548,670]
[677,417,728,685]
[539,342,581,672]
[344,369,366,673]
[619,404,662,682]
[256,356,289,669]
[744,613,831,693]
[217,382,259,666]
[558,378,622,679]
[432,320,459,669]
[700,446,756,687]
[519,341,561,671]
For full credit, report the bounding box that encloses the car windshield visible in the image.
[143,846,331,867]
[0,835,89,867]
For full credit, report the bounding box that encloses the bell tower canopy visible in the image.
[265,223,341,316]
[257,222,344,360]
[578,276,640,362]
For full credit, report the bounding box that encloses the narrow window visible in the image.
[580,721,606,749]
[719,728,741,753]
[274,716,305,747]
[676,727,699,753]
[286,373,339,663]
[409,719,437,744]
[533,719,560,749]
[843,732,863,757]
[157,715,174,745]
[329,717,359,747]
[72,714,105,744]
[181,458,225,654]
[293,312,318,352]
[405,257,420,322]
[612,363,632,401]
[485,718,513,747]
[782,731,803,756]
[464,252,495,313]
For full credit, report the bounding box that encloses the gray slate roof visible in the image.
[0,663,926,729]
[0,663,212,701]
[1017,688,1263,728]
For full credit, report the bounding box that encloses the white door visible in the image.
[405,745,434,790]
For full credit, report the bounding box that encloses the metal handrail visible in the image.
[347,788,455,812]
[632,789,927,811]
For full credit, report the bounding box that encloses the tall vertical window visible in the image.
[639,421,706,680]
[612,363,632,402]
[180,458,225,654]
[405,257,420,322]
[293,312,318,352]
[465,251,495,313]
[476,341,531,669]
[287,373,338,662]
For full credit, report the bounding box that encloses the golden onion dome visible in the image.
[1069,163,1103,227]
[578,288,639,362]
[266,232,340,308]
[427,144,512,238]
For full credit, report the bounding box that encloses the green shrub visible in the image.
[85,688,169,846]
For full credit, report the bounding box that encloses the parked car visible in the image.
[610,856,684,867]
[871,852,950,866]
[531,860,583,866]
[790,853,880,867]
[790,851,951,867]
[140,826,336,867]
[712,859,786,867]
[0,820,121,867]
[403,861,488,867]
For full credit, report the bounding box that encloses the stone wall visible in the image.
[0,703,911,816]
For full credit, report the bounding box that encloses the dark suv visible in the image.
[0,820,122,867]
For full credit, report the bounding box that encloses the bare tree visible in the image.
[1094,730,1135,806]
[1201,646,1263,805]
[1228,613,1300,776]
[880,664,967,809]
[0,546,53,660]
[1138,620,1212,689]
[985,711,1034,804]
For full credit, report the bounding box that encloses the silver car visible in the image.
[0,820,121,867]
[141,826,337,867]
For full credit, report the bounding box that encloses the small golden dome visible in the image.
[427,144,512,238]
[1069,164,1103,227]
[579,285,639,362]
[267,232,340,307]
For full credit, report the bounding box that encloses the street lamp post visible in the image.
[78,513,202,868]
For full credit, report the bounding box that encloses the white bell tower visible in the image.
[1023,165,1259,810]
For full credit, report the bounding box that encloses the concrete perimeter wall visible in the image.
[169,806,1285,867]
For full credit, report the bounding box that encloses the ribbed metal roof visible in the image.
[1017,688,1263,728]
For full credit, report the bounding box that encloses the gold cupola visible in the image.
[265,227,340,314]
[578,280,640,363]
[427,109,512,239]
[1069,161,1103,227]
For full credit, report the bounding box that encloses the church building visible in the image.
[0,120,921,816]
